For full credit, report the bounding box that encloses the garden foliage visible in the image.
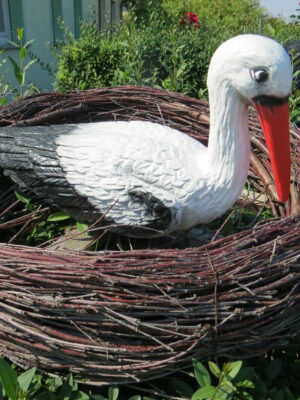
[54,0,300,100]
[0,28,38,104]
[1,349,300,400]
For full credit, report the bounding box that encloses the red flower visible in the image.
[180,12,201,28]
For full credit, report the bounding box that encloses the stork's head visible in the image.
[208,34,293,202]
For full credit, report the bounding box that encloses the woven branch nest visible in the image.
[0,86,300,385]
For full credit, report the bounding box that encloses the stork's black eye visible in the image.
[253,68,269,83]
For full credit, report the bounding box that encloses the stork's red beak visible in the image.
[252,97,290,202]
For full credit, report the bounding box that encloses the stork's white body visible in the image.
[56,109,249,231]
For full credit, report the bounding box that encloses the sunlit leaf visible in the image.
[17,27,23,41]
[208,361,221,378]
[236,380,255,389]
[18,367,36,392]
[0,358,18,400]
[128,396,141,400]
[193,359,211,387]
[76,222,89,232]
[108,386,119,400]
[20,47,27,60]
[24,59,37,72]
[227,360,243,380]
[47,212,71,222]
[192,386,217,400]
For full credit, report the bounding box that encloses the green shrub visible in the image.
[54,0,300,98]
[54,22,124,91]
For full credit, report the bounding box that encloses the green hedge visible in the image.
[54,0,300,98]
[55,23,124,91]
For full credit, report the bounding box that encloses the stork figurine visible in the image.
[0,34,292,237]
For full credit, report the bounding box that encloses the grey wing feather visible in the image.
[0,125,102,222]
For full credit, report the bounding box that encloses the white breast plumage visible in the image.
[56,121,208,234]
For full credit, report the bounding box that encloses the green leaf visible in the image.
[215,383,235,400]
[17,28,23,41]
[254,380,267,396]
[266,23,275,36]
[193,359,211,388]
[45,376,63,392]
[23,59,37,72]
[192,386,217,400]
[142,397,156,400]
[223,379,236,390]
[0,359,19,400]
[7,40,19,48]
[34,391,55,400]
[20,47,27,60]
[222,219,234,236]
[208,361,221,378]
[18,367,36,392]
[128,396,141,400]
[236,379,254,389]
[108,387,119,400]
[266,359,281,380]
[227,360,242,380]
[76,222,89,232]
[59,373,74,400]
[239,391,253,400]
[8,56,22,85]
[235,366,255,382]
[21,71,25,86]
[171,378,194,398]
[273,390,285,400]
[72,391,90,400]
[92,396,107,400]
[23,39,35,49]
[283,386,294,399]
[47,212,71,222]
[0,383,3,400]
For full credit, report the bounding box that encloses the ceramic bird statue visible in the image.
[0,34,293,237]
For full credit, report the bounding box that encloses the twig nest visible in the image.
[0,87,299,385]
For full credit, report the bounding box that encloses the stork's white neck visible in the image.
[195,78,250,223]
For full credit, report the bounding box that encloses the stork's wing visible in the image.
[0,125,102,223]
[0,121,205,236]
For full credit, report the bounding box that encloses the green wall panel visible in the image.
[52,0,63,42]
[8,0,24,41]
[74,0,82,38]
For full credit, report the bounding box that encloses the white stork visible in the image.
[0,34,292,237]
